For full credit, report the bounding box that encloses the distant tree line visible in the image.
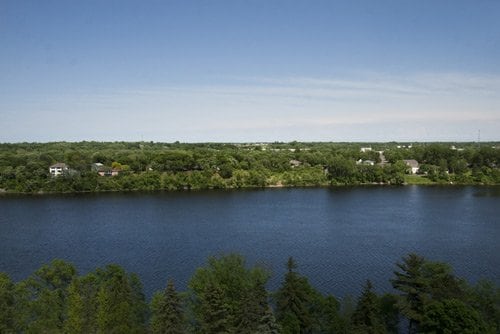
[1,253,499,333]
[0,141,499,193]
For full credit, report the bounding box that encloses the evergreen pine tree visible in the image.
[96,265,145,334]
[129,273,148,331]
[64,274,99,334]
[317,294,347,334]
[65,278,86,334]
[378,293,400,334]
[150,280,185,334]
[0,273,16,333]
[390,253,427,333]
[188,254,270,332]
[275,257,313,333]
[391,253,466,334]
[236,279,269,333]
[351,280,386,334]
[200,283,232,334]
[257,306,282,334]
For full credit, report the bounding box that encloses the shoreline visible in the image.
[1,182,499,196]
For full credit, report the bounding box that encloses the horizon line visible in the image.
[1,140,498,145]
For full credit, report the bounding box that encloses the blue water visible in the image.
[0,186,499,298]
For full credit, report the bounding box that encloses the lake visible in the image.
[1,186,499,298]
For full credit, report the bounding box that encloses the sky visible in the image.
[1,0,499,142]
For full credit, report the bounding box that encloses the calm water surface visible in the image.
[1,186,499,298]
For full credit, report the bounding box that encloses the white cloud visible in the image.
[1,72,499,142]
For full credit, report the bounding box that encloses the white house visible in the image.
[360,147,372,153]
[356,159,375,166]
[403,160,420,174]
[91,162,104,171]
[49,163,69,176]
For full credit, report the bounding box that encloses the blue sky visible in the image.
[1,0,499,142]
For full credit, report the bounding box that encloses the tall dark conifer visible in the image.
[257,306,282,334]
[390,253,427,334]
[0,273,16,333]
[130,273,148,330]
[236,279,269,333]
[276,257,313,333]
[64,274,99,334]
[150,280,184,334]
[95,265,146,334]
[188,254,270,332]
[351,280,386,334]
[378,293,400,334]
[200,283,232,334]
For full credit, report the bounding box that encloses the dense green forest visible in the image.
[0,253,498,333]
[0,141,499,193]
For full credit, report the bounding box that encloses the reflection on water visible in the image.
[472,186,500,197]
[0,186,499,298]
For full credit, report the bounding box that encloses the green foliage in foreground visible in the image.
[0,141,499,193]
[0,254,499,333]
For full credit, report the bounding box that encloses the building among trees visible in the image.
[403,160,420,174]
[49,163,69,177]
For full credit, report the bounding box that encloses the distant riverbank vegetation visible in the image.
[1,253,498,333]
[0,141,499,193]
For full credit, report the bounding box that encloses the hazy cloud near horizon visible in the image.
[1,72,499,143]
